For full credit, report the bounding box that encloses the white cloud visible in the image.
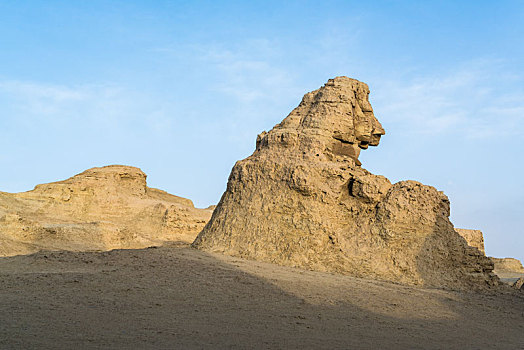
[372,59,524,139]
[175,40,308,147]
[0,79,178,136]
[0,81,87,101]
[197,42,298,105]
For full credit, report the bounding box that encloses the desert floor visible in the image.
[0,243,523,349]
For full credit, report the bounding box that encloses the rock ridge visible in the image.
[0,165,212,256]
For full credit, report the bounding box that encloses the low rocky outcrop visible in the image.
[455,229,523,284]
[0,165,212,257]
[491,257,524,273]
[513,277,524,291]
[193,76,498,289]
[455,228,485,255]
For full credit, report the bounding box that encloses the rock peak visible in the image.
[32,165,148,198]
[256,76,384,166]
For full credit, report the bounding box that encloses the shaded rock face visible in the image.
[193,77,498,289]
[0,165,212,257]
[455,229,486,255]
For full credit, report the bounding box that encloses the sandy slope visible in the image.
[0,244,522,349]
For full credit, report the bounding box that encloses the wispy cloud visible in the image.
[0,80,177,136]
[372,59,524,139]
[196,40,299,105]
[166,40,309,146]
[0,81,87,101]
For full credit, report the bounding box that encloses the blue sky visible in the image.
[1,1,523,262]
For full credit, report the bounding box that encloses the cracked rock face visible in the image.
[0,165,212,257]
[193,77,498,289]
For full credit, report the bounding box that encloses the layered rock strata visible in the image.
[0,165,212,257]
[193,76,498,289]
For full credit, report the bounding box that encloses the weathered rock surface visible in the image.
[0,165,212,257]
[193,76,498,289]
[513,277,524,291]
[455,228,485,255]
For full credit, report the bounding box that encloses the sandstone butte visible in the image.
[193,76,500,290]
[0,165,212,257]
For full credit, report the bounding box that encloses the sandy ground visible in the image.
[0,243,523,349]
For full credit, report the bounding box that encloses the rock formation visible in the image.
[455,228,485,255]
[0,165,212,257]
[193,76,498,289]
[491,258,524,274]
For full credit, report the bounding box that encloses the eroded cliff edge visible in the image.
[193,76,498,289]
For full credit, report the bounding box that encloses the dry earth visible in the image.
[0,245,522,349]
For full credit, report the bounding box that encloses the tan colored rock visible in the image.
[513,277,524,290]
[193,76,497,289]
[455,228,485,255]
[490,257,524,273]
[0,165,212,257]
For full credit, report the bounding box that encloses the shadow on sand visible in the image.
[0,245,522,349]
